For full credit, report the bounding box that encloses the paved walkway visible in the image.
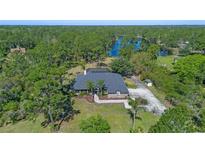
[94,94,132,109]
[129,76,166,115]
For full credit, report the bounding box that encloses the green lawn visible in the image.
[0,115,50,133]
[157,55,175,70]
[135,111,160,132]
[0,98,159,133]
[60,98,132,133]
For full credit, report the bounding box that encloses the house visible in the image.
[73,68,129,99]
[10,46,26,54]
[190,50,205,55]
[144,79,153,87]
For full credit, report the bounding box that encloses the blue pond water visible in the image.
[108,36,123,56]
[157,50,168,56]
[108,36,142,57]
[134,38,142,51]
[108,36,168,57]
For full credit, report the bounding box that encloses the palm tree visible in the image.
[128,98,139,129]
[86,80,95,95]
[128,98,147,129]
[97,80,105,95]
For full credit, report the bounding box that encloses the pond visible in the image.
[108,36,142,57]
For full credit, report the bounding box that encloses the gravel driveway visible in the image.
[128,76,166,115]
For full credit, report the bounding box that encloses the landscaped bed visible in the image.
[77,95,94,103]
[99,95,128,100]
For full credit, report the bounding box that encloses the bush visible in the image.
[80,115,111,133]
[129,127,144,133]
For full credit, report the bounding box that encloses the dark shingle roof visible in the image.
[144,79,152,83]
[86,68,109,73]
[73,72,129,94]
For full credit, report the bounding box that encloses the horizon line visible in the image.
[0,20,205,26]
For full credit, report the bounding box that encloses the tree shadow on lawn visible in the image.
[41,109,81,132]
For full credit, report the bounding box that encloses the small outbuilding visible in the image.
[10,46,26,54]
[144,79,153,87]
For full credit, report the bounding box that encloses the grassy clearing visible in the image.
[0,115,50,133]
[124,78,137,89]
[157,55,175,70]
[0,97,159,133]
[135,111,160,132]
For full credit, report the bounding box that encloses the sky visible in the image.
[0,20,205,25]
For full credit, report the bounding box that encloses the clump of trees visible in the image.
[174,54,205,84]
[119,46,134,60]
[111,58,134,76]
[149,105,196,133]
[79,115,111,133]
[130,44,160,75]
[149,104,205,133]
[0,44,80,131]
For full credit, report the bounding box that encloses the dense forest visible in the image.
[0,26,205,132]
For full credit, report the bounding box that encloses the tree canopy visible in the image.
[149,105,197,133]
[174,55,205,84]
[111,58,134,76]
[79,115,111,133]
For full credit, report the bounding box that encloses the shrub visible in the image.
[80,115,111,133]
[129,127,144,133]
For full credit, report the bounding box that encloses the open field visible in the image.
[157,55,175,70]
[0,98,159,133]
